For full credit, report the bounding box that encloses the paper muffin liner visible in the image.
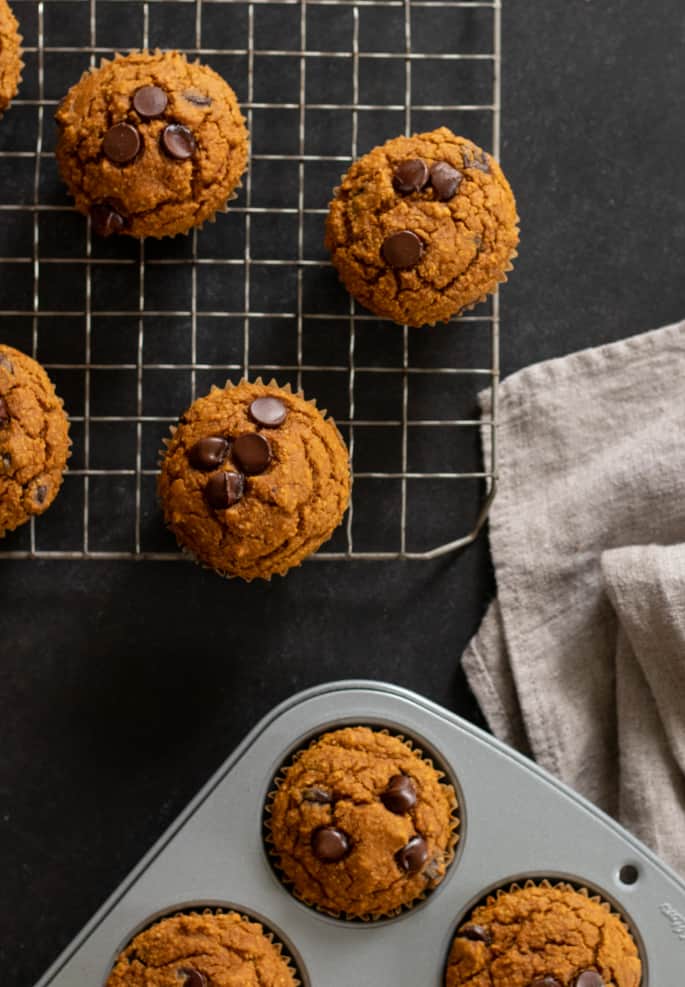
[106,906,301,987]
[448,877,643,981]
[263,724,461,922]
[157,377,350,582]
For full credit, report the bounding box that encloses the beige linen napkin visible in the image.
[462,320,685,874]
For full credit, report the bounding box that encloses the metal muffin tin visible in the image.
[35,681,685,986]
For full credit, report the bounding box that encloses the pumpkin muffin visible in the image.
[0,0,22,116]
[106,911,298,987]
[445,882,642,987]
[325,127,519,327]
[55,49,248,238]
[158,380,350,580]
[0,345,70,537]
[266,725,459,919]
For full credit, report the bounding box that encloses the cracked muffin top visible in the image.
[105,911,298,987]
[267,725,458,918]
[445,883,642,987]
[158,380,350,581]
[0,345,70,538]
[325,127,519,327]
[55,49,248,238]
[0,0,21,115]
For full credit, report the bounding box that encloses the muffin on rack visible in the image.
[445,881,642,987]
[55,49,248,238]
[0,0,22,116]
[158,379,350,581]
[106,910,299,987]
[0,344,70,537]
[266,725,459,919]
[325,126,519,327]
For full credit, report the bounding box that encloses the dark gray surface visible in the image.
[2,2,685,985]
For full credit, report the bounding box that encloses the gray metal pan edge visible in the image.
[35,680,685,987]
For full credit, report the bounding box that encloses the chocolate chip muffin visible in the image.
[105,911,298,987]
[158,380,350,580]
[325,127,519,327]
[267,726,459,919]
[445,882,642,987]
[0,0,22,116]
[55,50,248,238]
[0,345,70,537]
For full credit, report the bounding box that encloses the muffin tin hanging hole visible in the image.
[618,863,640,886]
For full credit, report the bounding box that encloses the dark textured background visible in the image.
[2,2,685,984]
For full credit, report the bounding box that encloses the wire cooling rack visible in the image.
[0,0,500,561]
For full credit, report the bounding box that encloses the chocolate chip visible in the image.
[249,396,287,428]
[162,124,196,160]
[311,826,350,862]
[430,161,463,201]
[531,978,563,987]
[381,775,417,814]
[35,484,48,504]
[132,84,168,119]
[2,453,11,471]
[462,147,490,173]
[395,835,428,875]
[183,89,212,107]
[188,436,230,471]
[0,353,14,373]
[381,230,423,268]
[103,122,141,164]
[392,158,429,194]
[204,471,244,510]
[457,924,491,945]
[232,433,271,475]
[575,973,604,987]
[302,787,333,804]
[0,397,9,424]
[91,202,127,237]
[178,969,207,987]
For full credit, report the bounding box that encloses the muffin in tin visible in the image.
[445,880,642,987]
[266,725,459,919]
[106,909,299,987]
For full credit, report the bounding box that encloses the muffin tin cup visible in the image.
[263,725,461,922]
[34,681,685,987]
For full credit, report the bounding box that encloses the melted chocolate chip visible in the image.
[311,826,350,862]
[457,924,491,945]
[183,89,212,107]
[133,84,168,119]
[392,158,429,194]
[204,471,244,510]
[395,835,428,875]
[91,202,127,237]
[575,973,604,987]
[232,433,271,475]
[531,978,563,987]
[462,147,491,173]
[0,353,14,373]
[103,122,141,164]
[35,484,48,504]
[1,453,11,471]
[178,969,207,987]
[430,161,463,201]
[188,436,230,471]
[249,396,287,428]
[381,775,417,814]
[302,786,333,804]
[162,124,197,160]
[381,230,423,268]
[0,397,9,424]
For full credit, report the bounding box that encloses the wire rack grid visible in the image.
[0,0,501,562]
